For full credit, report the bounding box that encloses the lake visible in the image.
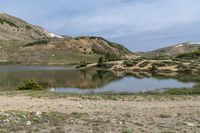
[0,66,198,94]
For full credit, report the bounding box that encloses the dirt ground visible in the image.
[0,95,200,133]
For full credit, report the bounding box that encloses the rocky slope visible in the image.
[145,42,200,56]
[0,12,62,40]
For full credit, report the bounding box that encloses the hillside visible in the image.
[0,12,62,40]
[0,13,134,65]
[144,42,200,56]
[0,37,133,65]
[176,50,200,60]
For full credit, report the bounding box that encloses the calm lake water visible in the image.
[0,66,197,94]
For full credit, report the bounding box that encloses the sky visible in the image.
[1,0,200,51]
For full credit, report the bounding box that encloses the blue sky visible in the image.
[1,0,200,51]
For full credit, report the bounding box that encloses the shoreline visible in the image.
[0,59,199,76]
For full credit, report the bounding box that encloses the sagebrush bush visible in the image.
[123,60,136,67]
[17,79,43,91]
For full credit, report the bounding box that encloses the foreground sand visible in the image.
[0,94,200,132]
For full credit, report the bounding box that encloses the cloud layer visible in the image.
[1,0,200,51]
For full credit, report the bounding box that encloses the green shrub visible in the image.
[143,84,200,95]
[138,61,149,67]
[165,87,200,95]
[150,64,158,72]
[25,25,33,30]
[151,55,171,60]
[0,18,19,28]
[105,52,121,61]
[97,56,106,67]
[76,61,88,68]
[176,50,200,59]
[123,60,137,67]
[23,40,49,47]
[17,79,44,91]
[97,63,113,69]
[177,67,192,74]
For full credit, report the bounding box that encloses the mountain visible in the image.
[0,12,62,40]
[145,42,200,56]
[0,13,134,65]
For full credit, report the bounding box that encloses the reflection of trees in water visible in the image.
[0,69,199,91]
[125,72,200,83]
[92,71,114,81]
[0,70,121,90]
[90,70,122,88]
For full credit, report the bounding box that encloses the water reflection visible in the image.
[0,66,198,93]
[0,66,120,90]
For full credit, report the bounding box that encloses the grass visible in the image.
[0,86,199,101]
[0,39,101,65]
[0,90,127,100]
[123,130,132,133]
[70,112,88,119]
[0,111,68,132]
[160,131,176,133]
[164,87,200,95]
[159,114,171,118]
[48,49,100,64]
[134,122,144,127]
[0,40,100,65]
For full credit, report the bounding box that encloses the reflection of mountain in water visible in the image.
[0,69,122,90]
[0,68,199,91]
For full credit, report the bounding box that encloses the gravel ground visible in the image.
[0,95,200,132]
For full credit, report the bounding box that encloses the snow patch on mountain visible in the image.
[43,30,63,38]
[175,44,183,48]
[188,42,200,45]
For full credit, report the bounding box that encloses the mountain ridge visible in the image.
[144,42,200,56]
[0,13,63,40]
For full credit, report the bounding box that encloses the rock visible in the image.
[35,111,42,117]
[26,121,32,126]
[0,112,9,117]
[172,114,178,117]
[86,100,90,102]
[22,115,26,118]
[78,103,83,109]
[3,118,9,123]
[111,119,117,123]
[185,122,195,127]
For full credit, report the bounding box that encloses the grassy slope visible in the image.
[176,50,200,59]
[0,40,100,65]
[0,37,133,65]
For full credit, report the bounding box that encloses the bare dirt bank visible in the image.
[0,95,200,132]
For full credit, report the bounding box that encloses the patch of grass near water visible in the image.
[164,87,200,95]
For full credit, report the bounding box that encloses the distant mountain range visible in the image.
[144,42,200,56]
[0,13,134,65]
